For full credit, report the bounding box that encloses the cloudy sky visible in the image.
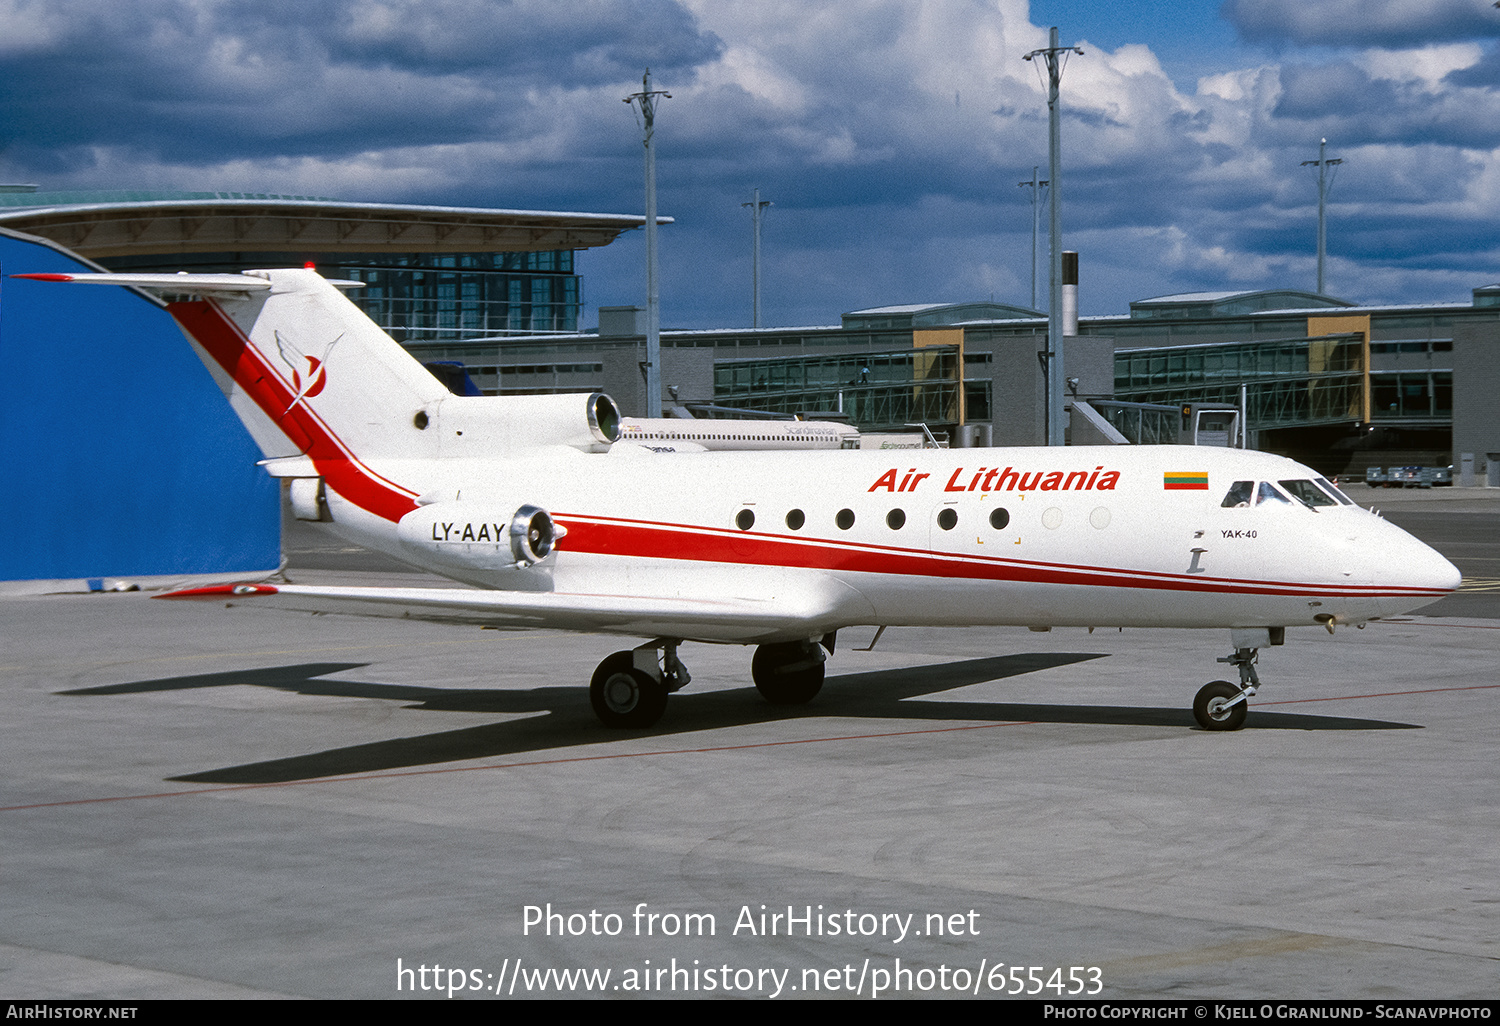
[2,0,1499,328]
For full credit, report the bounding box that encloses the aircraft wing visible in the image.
[157,579,865,643]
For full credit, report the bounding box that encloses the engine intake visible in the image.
[510,505,562,567]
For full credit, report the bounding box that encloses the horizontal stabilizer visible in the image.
[10,272,362,294]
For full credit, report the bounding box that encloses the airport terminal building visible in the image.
[0,188,650,339]
[4,187,1499,478]
[406,287,1500,478]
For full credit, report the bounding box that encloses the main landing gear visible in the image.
[751,638,829,705]
[588,635,835,728]
[590,639,690,729]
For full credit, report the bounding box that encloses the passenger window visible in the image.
[937,508,958,531]
[785,509,805,530]
[835,508,855,530]
[886,509,906,530]
[1278,479,1337,509]
[1221,481,1254,508]
[989,508,1009,529]
[735,509,755,531]
[1255,482,1291,507]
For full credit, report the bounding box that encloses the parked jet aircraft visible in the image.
[18,268,1461,731]
[617,416,860,452]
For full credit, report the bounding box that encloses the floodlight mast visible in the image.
[1301,138,1343,296]
[626,69,671,417]
[1024,27,1083,446]
[742,188,772,328]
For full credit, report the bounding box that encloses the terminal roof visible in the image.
[0,191,662,257]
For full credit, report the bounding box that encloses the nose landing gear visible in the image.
[1193,646,1259,731]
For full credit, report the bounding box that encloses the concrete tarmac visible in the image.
[3,493,1498,999]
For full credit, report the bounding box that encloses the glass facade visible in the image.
[461,360,604,397]
[1369,372,1453,421]
[713,348,970,430]
[1115,335,1367,431]
[106,250,582,341]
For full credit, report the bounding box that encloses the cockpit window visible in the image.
[1314,477,1355,505]
[1255,482,1292,506]
[1221,481,1254,508]
[1279,479,1338,510]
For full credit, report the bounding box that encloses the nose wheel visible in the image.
[1193,646,1260,731]
[1193,681,1248,730]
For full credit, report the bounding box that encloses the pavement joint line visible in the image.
[6,679,1498,814]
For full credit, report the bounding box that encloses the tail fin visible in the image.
[166,268,451,463]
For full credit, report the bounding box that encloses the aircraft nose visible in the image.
[1398,540,1458,588]
[1374,530,1461,614]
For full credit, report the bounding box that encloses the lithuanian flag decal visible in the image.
[1164,471,1210,490]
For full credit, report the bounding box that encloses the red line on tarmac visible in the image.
[0,719,1041,812]
[1256,683,1500,706]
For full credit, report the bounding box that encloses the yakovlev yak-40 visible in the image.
[19,269,1460,730]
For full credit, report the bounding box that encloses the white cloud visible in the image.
[1,0,1499,322]
[1357,42,1484,89]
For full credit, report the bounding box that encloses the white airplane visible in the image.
[616,416,860,452]
[18,268,1461,732]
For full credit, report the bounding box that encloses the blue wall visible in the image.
[0,232,279,582]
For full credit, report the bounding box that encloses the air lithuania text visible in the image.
[522,903,979,944]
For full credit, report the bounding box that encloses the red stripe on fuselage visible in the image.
[169,300,418,522]
[555,514,1447,599]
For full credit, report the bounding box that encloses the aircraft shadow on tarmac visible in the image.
[59,654,1419,785]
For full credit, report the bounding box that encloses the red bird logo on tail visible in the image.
[274,329,343,415]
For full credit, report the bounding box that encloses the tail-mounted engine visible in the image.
[422,392,623,457]
[398,502,567,570]
[508,505,561,567]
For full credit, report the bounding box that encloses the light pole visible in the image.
[742,188,771,328]
[1024,27,1083,446]
[1301,138,1342,296]
[625,69,671,417]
